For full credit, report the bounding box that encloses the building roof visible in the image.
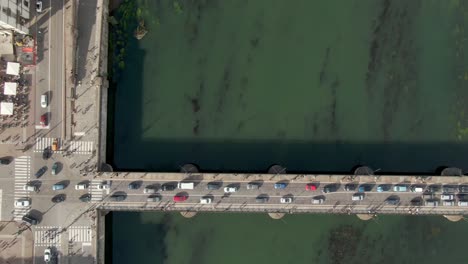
[0,101,13,115]
[3,82,17,95]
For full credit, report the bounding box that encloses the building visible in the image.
[0,0,30,34]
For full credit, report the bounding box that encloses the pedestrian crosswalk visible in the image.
[34,137,94,155]
[34,226,62,247]
[90,179,104,202]
[68,226,92,243]
[14,156,31,221]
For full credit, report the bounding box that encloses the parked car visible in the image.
[161,183,176,191]
[51,194,65,203]
[385,196,400,205]
[459,185,468,193]
[35,166,47,178]
[75,183,88,190]
[79,193,91,203]
[44,247,51,263]
[312,196,324,204]
[51,162,58,175]
[128,181,141,190]
[200,197,212,204]
[393,185,408,192]
[377,184,390,192]
[255,195,268,203]
[443,200,455,206]
[323,184,338,193]
[173,195,187,202]
[41,94,47,108]
[352,193,364,201]
[274,182,287,189]
[410,185,424,193]
[0,158,10,165]
[425,199,439,206]
[147,195,162,202]
[358,185,372,192]
[206,182,221,190]
[144,186,157,194]
[280,197,293,204]
[224,186,239,193]
[15,198,31,207]
[410,197,423,206]
[441,194,454,200]
[52,183,65,191]
[344,184,357,191]
[36,1,43,13]
[22,214,38,225]
[422,191,434,199]
[428,184,441,193]
[40,114,47,127]
[109,194,126,201]
[306,183,318,191]
[443,185,458,193]
[246,183,260,190]
[23,184,38,192]
[458,201,468,206]
[42,148,52,160]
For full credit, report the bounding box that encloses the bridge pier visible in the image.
[268,212,285,219]
[443,215,464,222]
[180,211,197,218]
[356,214,375,221]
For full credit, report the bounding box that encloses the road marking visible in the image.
[68,141,94,154]
[34,227,62,247]
[13,156,31,220]
[90,179,104,201]
[68,226,92,243]
[34,137,62,153]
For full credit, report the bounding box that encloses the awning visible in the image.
[0,102,13,115]
[6,62,20,76]
[4,82,17,95]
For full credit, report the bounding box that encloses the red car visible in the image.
[40,114,47,127]
[306,183,317,191]
[173,195,188,202]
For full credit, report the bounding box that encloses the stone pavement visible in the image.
[0,221,33,264]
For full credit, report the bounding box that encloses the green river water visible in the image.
[108,1,468,263]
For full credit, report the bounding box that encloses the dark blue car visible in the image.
[274,183,287,189]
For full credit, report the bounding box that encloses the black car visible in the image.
[109,195,126,201]
[344,184,357,191]
[51,194,66,203]
[385,196,400,205]
[0,158,10,165]
[358,184,373,192]
[443,185,458,193]
[79,193,91,203]
[322,184,338,193]
[428,184,441,193]
[256,195,269,203]
[42,147,52,160]
[459,185,468,193]
[22,215,38,225]
[35,166,47,178]
[206,182,221,190]
[128,182,141,190]
[161,184,176,191]
[410,197,423,206]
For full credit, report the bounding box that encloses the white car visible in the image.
[75,183,88,190]
[15,198,31,207]
[36,1,43,13]
[223,186,238,193]
[280,197,293,204]
[97,182,110,190]
[40,94,47,108]
[23,185,37,192]
[44,247,51,262]
[143,187,157,194]
[200,197,212,204]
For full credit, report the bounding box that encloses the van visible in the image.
[352,193,364,201]
[40,94,47,108]
[177,182,194,190]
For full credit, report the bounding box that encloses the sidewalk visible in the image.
[0,221,33,264]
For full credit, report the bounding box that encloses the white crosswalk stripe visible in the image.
[33,137,62,153]
[34,227,62,247]
[90,179,104,202]
[34,138,94,155]
[14,156,31,221]
[68,141,94,154]
[68,226,92,243]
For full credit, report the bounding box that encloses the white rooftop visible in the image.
[0,102,13,115]
[6,62,19,76]
[3,82,16,95]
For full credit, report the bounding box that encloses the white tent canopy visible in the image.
[0,102,13,115]
[6,62,20,76]
[4,82,17,95]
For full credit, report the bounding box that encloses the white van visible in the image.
[40,94,47,108]
[177,182,194,190]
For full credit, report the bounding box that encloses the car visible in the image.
[393,185,408,192]
[206,182,221,190]
[306,183,317,191]
[0,158,10,165]
[352,193,364,201]
[51,194,65,203]
[36,1,43,13]
[173,195,188,202]
[224,186,239,193]
[246,183,260,190]
[358,185,372,192]
[79,193,91,203]
[410,197,423,206]
[255,195,268,203]
[274,183,287,189]
[200,197,212,204]
[459,185,468,193]
[42,147,52,160]
[22,214,38,225]
[443,185,458,193]
[441,194,454,200]
[322,184,338,193]
[312,196,324,204]
[128,182,141,190]
[51,139,59,151]
[377,184,390,192]
[41,94,47,108]
[51,162,58,175]
[458,201,468,206]
[422,191,434,199]
[52,183,65,191]
[15,198,30,207]
[44,247,51,263]
[280,197,293,203]
[97,182,110,190]
[75,183,88,190]
[147,195,162,202]
[40,114,47,127]
[109,194,126,201]
[425,199,439,206]
[144,186,157,194]
[35,166,47,178]
[410,186,424,193]
[344,184,357,191]
[23,184,38,192]
[161,183,176,191]
[385,196,400,205]
[428,184,441,193]
[443,200,455,206]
